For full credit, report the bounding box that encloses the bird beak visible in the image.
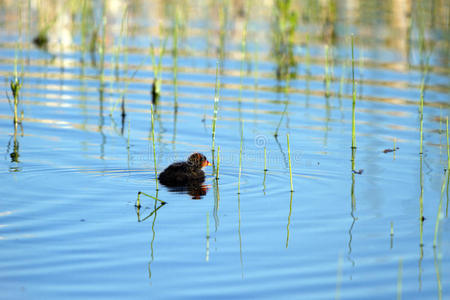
[206,161,212,166]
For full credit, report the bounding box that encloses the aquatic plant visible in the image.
[151,104,158,191]
[433,169,447,248]
[351,35,357,149]
[419,77,425,154]
[216,146,220,180]
[238,122,244,194]
[264,147,268,172]
[212,61,220,154]
[325,45,331,97]
[150,36,167,104]
[287,134,293,192]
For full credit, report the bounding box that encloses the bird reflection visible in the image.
[165,183,209,200]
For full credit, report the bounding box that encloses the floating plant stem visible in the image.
[216,146,220,180]
[238,123,243,194]
[433,169,447,247]
[151,104,158,191]
[212,61,220,153]
[287,134,293,192]
[137,191,166,208]
[351,35,357,149]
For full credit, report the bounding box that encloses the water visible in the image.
[1,1,449,299]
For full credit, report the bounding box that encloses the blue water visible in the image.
[1,0,449,299]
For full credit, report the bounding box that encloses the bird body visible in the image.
[158,153,211,187]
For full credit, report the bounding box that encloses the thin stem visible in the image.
[151,104,158,191]
[287,134,293,192]
[216,146,220,180]
[351,35,356,149]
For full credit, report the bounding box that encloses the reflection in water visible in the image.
[213,178,220,232]
[347,147,357,269]
[418,154,424,289]
[433,248,442,300]
[135,191,166,282]
[206,213,210,262]
[286,191,293,248]
[271,0,297,81]
[238,194,244,279]
[165,184,209,200]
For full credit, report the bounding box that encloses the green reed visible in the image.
[10,13,24,130]
[110,8,129,116]
[263,147,267,194]
[151,104,158,191]
[433,169,447,248]
[212,61,220,153]
[264,147,268,171]
[351,35,356,149]
[419,154,424,246]
[287,134,293,192]
[150,35,167,103]
[419,76,425,154]
[136,191,166,209]
[325,45,331,97]
[216,146,220,180]
[446,117,449,174]
[99,0,107,88]
[238,122,244,194]
[114,6,128,81]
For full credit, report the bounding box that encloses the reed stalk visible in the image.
[287,134,293,192]
[150,36,167,103]
[99,1,107,88]
[351,35,356,149]
[446,117,449,173]
[433,169,447,247]
[238,122,243,194]
[212,61,220,152]
[151,104,158,190]
[419,76,425,154]
[216,146,220,180]
[325,45,330,97]
[264,147,267,171]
